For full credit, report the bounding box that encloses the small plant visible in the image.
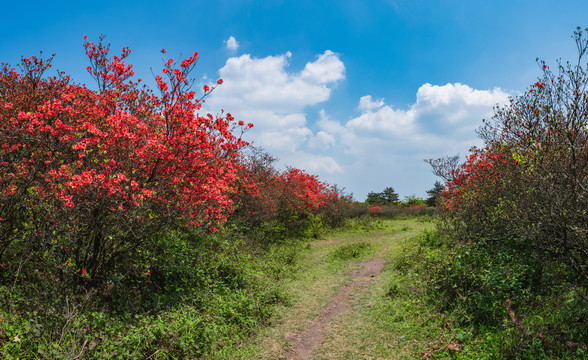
[329,242,372,262]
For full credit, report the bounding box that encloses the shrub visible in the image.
[435,28,588,285]
[329,242,372,262]
[0,36,248,284]
[229,148,344,242]
[425,27,588,358]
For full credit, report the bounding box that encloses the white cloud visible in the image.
[308,131,336,150]
[300,50,345,83]
[204,47,511,200]
[210,52,343,114]
[342,83,509,152]
[315,83,511,200]
[225,36,239,52]
[316,109,345,134]
[282,152,343,175]
[358,95,385,111]
[204,50,345,156]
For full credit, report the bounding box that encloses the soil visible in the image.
[283,248,388,360]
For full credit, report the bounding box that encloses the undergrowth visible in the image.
[0,229,307,359]
[329,242,373,262]
[392,230,588,359]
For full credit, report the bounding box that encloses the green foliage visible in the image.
[340,215,385,232]
[0,228,307,359]
[365,187,399,205]
[329,242,373,262]
[400,194,425,206]
[429,236,540,325]
[423,28,588,358]
[413,231,588,359]
[425,181,444,207]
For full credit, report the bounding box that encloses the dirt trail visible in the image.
[284,247,388,360]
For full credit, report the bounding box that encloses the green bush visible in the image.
[0,227,305,359]
[423,28,588,358]
[329,242,373,262]
[428,236,540,325]
[416,231,588,358]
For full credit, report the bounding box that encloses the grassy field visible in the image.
[5,215,580,359]
[216,217,449,359]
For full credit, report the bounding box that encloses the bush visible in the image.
[425,27,588,358]
[229,148,347,242]
[329,242,372,262]
[0,37,247,284]
[429,236,540,325]
[435,27,588,286]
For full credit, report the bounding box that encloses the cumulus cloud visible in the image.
[204,46,511,199]
[308,131,336,151]
[225,36,239,52]
[205,50,345,149]
[358,95,385,111]
[282,152,343,174]
[342,83,510,153]
[203,50,345,175]
[314,83,511,199]
[300,50,345,83]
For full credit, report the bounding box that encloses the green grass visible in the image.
[0,231,305,359]
[5,215,578,359]
[223,217,444,359]
[328,242,373,262]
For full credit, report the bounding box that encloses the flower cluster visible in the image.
[231,150,339,231]
[0,37,249,279]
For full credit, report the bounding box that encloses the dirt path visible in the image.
[284,247,388,360]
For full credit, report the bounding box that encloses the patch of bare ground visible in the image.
[283,246,388,360]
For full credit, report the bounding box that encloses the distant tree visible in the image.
[401,194,425,206]
[382,187,399,204]
[425,181,444,207]
[365,187,399,205]
[365,191,385,205]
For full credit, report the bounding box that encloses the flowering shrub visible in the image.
[230,148,341,239]
[368,205,382,214]
[423,32,588,358]
[431,27,588,290]
[437,149,520,239]
[0,36,248,281]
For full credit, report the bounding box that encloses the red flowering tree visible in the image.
[0,36,249,282]
[230,148,282,229]
[230,148,340,239]
[433,27,588,284]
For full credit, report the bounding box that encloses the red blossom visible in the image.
[0,38,250,278]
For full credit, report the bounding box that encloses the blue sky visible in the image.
[2,1,587,200]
